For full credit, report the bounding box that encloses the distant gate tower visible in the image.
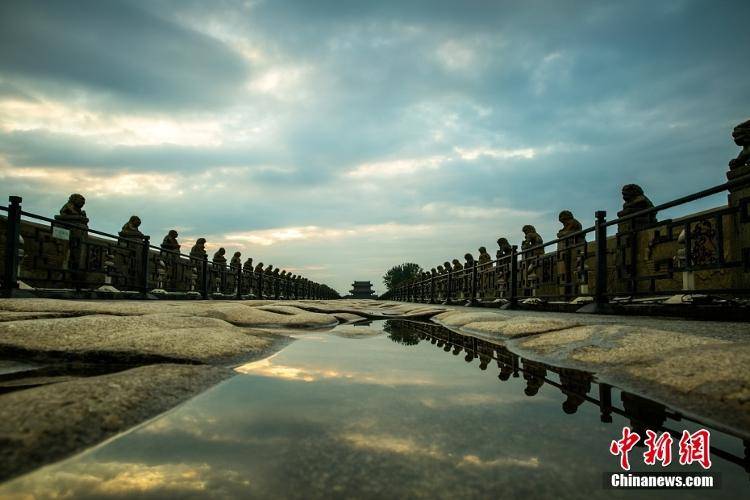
[349,281,376,299]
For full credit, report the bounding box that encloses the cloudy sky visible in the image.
[1,0,748,295]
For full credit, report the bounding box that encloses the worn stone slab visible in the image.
[0,311,79,322]
[0,299,339,329]
[0,313,276,364]
[433,311,510,327]
[514,325,729,364]
[0,364,231,482]
[461,317,580,339]
[332,312,367,323]
[254,305,338,327]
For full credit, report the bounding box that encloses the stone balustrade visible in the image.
[388,121,750,312]
[0,196,339,300]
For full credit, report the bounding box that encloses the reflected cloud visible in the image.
[418,392,553,410]
[341,432,444,459]
[236,356,347,382]
[1,461,251,499]
[235,354,439,386]
[341,433,540,470]
[459,454,540,469]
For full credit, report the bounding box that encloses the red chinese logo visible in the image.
[643,430,673,466]
[609,427,640,470]
[609,427,711,470]
[678,429,712,469]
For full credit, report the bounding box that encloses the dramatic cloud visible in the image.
[1,0,748,293]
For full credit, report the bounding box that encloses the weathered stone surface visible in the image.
[461,317,579,339]
[0,313,275,364]
[514,325,728,364]
[623,343,750,433]
[433,311,508,327]
[0,311,78,322]
[0,299,339,329]
[0,364,231,482]
[332,312,367,323]
[254,305,338,327]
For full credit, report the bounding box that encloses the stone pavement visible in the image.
[0,298,748,482]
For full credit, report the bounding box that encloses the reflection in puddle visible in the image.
[1,320,748,499]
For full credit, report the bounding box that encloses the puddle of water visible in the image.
[1,320,748,499]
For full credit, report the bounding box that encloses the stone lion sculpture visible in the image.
[161,230,180,251]
[190,238,207,259]
[617,184,656,226]
[557,210,582,238]
[496,238,512,259]
[57,193,89,224]
[478,246,491,264]
[729,119,750,170]
[119,216,143,238]
[230,251,242,269]
[59,193,86,217]
[212,248,227,264]
[522,225,543,250]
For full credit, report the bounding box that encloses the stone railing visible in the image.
[0,196,339,300]
[388,165,750,314]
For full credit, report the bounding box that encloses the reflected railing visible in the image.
[384,319,750,475]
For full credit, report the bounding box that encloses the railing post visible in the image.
[3,196,22,296]
[466,260,478,307]
[201,254,209,299]
[595,210,608,304]
[501,246,518,310]
[578,210,613,313]
[429,274,435,304]
[443,270,453,305]
[236,265,242,299]
[140,235,151,294]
